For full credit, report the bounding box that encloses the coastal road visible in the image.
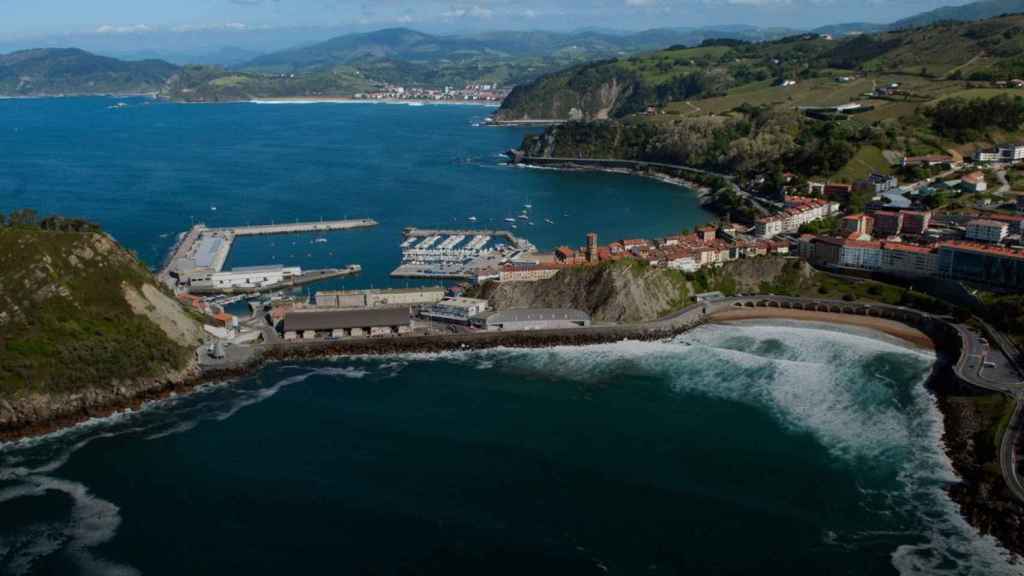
[999,397,1024,504]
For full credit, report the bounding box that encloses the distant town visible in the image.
[353,83,510,104]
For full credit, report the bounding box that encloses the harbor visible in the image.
[160,218,377,294]
[390,227,537,280]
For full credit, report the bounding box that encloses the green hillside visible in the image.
[0,48,178,96]
[0,212,202,397]
[891,0,1024,29]
[497,15,1024,121]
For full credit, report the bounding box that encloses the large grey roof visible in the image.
[476,308,591,323]
[283,307,410,331]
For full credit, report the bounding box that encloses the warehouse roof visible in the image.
[475,308,591,324]
[283,307,410,332]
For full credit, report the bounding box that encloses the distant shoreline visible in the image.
[246,97,501,108]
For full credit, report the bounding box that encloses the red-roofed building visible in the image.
[554,246,576,263]
[900,211,932,235]
[871,211,903,238]
[841,214,874,238]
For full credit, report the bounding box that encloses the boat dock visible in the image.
[391,227,537,280]
[403,227,534,251]
[159,218,377,292]
[223,219,377,237]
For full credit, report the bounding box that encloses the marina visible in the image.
[390,227,537,280]
[160,218,377,293]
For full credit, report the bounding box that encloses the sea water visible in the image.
[0,324,1017,574]
[0,98,1019,574]
[0,97,711,290]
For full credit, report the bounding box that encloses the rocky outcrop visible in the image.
[0,222,203,435]
[475,260,689,323]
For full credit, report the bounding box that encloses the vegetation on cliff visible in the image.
[474,260,690,323]
[0,210,202,398]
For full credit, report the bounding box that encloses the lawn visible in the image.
[831,145,894,182]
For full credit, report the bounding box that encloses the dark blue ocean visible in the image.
[0,97,712,291]
[0,98,1018,575]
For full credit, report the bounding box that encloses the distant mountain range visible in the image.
[0,48,177,96]
[890,0,1024,29]
[238,26,798,74]
[6,0,1024,99]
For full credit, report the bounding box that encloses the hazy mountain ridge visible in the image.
[0,48,178,95]
[891,0,1024,29]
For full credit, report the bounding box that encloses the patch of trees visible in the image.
[926,94,1024,141]
[825,35,903,69]
[700,38,749,47]
[0,209,100,232]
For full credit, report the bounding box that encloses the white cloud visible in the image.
[95,24,152,34]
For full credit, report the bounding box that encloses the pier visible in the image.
[159,218,377,292]
[221,219,377,237]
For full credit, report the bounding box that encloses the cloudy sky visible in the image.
[0,0,979,39]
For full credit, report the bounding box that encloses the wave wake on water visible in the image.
[0,323,1019,574]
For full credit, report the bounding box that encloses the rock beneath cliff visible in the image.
[476,260,689,323]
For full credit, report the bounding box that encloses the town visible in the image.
[156,138,1024,354]
[352,83,510,104]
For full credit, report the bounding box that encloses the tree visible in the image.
[0,211,5,227]
[7,209,38,228]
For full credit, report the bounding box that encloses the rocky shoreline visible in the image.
[509,157,712,198]
[0,324,686,443]
[2,314,1021,560]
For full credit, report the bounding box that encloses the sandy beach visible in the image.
[709,308,936,350]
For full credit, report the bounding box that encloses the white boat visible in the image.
[504,217,516,223]
[314,237,328,244]
[545,219,555,225]
[210,206,217,211]
[518,214,529,220]
[524,204,532,209]
[467,216,478,222]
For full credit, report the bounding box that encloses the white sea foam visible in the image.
[0,476,138,576]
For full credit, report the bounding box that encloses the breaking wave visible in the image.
[0,323,1019,574]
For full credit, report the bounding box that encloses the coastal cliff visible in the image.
[474,260,690,323]
[0,215,204,435]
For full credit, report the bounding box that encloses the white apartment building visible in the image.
[965,219,1009,244]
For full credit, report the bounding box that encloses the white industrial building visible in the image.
[315,286,445,309]
[193,265,302,290]
[421,297,490,323]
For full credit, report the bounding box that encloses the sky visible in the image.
[0,0,981,40]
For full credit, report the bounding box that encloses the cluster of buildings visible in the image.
[353,83,509,103]
[755,196,842,238]
[801,204,1024,287]
[495,225,790,281]
[975,143,1024,164]
[276,284,592,341]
